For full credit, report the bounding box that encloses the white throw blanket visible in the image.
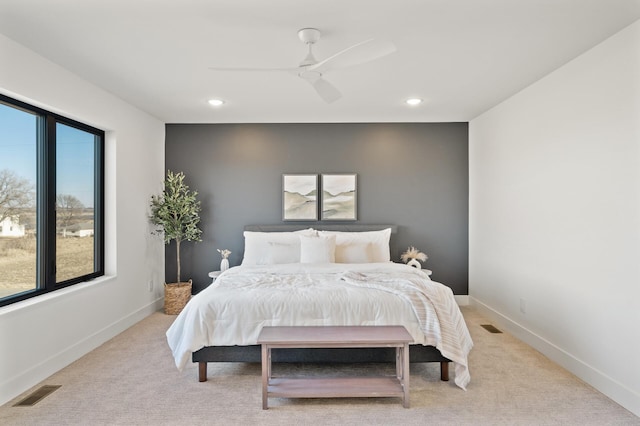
[340,270,473,389]
[166,263,473,389]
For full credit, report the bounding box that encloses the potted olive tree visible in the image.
[150,170,202,314]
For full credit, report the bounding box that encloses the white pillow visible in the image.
[242,229,316,265]
[318,228,391,263]
[300,234,336,264]
[266,241,300,264]
[335,242,371,263]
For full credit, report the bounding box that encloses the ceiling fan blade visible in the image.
[311,77,342,103]
[308,38,396,73]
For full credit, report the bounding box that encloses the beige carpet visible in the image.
[1,307,638,425]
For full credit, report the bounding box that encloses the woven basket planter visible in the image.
[164,280,192,315]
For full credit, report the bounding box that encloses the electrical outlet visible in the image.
[520,298,526,314]
[148,280,153,292]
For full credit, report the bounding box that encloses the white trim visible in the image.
[470,297,640,417]
[454,295,469,306]
[0,299,163,406]
[0,275,116,315]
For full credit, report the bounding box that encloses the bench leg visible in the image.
[199,362,207,382]
[440,362,449,381]
[261,345,269,410]
[402,343,410,408]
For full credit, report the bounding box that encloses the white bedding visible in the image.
[166,262,473,389]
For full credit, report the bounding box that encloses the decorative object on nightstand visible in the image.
[217,249,231,272]
[400,246,428,270]
[149,170,202,314]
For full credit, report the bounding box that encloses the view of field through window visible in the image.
[0,101,96,301]
[55,122,96,283]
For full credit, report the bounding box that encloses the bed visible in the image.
[166,225,473,389]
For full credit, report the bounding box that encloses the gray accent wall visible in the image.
[165,123,468,294]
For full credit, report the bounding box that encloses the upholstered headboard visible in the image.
[244,224,397,233]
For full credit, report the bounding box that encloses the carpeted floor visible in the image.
[1,306,638,425]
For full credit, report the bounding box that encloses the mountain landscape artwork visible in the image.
[321,174,357,220]
[282,174,318,220]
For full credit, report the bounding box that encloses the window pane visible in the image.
[0,102,38,300]
[56,123,95,283]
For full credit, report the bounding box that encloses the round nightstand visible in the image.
[208,270,222,284]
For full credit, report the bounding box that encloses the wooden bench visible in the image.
[257,325,413,409]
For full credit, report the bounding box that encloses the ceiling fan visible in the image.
[209,28,396,103]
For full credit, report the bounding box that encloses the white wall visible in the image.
[0,34,165,405]
[470,21,640,416]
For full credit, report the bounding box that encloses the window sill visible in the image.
[0,275,116,316]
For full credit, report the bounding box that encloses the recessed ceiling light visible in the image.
[208,99,224,106]
[405,98,423,106]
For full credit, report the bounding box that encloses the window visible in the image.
[0,94,104,307]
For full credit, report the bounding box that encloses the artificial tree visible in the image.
[149,170,202,283]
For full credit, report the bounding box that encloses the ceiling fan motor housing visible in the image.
[298,28,321,44]
[298,28,321,67]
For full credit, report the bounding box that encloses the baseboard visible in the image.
[470,297,640,417]
[455,295,469,306]
[0,297,163,406]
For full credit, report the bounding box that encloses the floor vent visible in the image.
[13,385,61,407]
[480,324,503,334]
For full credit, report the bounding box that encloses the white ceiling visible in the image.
[1,0,639,123]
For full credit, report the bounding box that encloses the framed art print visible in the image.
[282,174,318,221]
[321,174,357,220]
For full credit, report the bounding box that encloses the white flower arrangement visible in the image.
[400,246,428,264]
[217,249,231,259]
